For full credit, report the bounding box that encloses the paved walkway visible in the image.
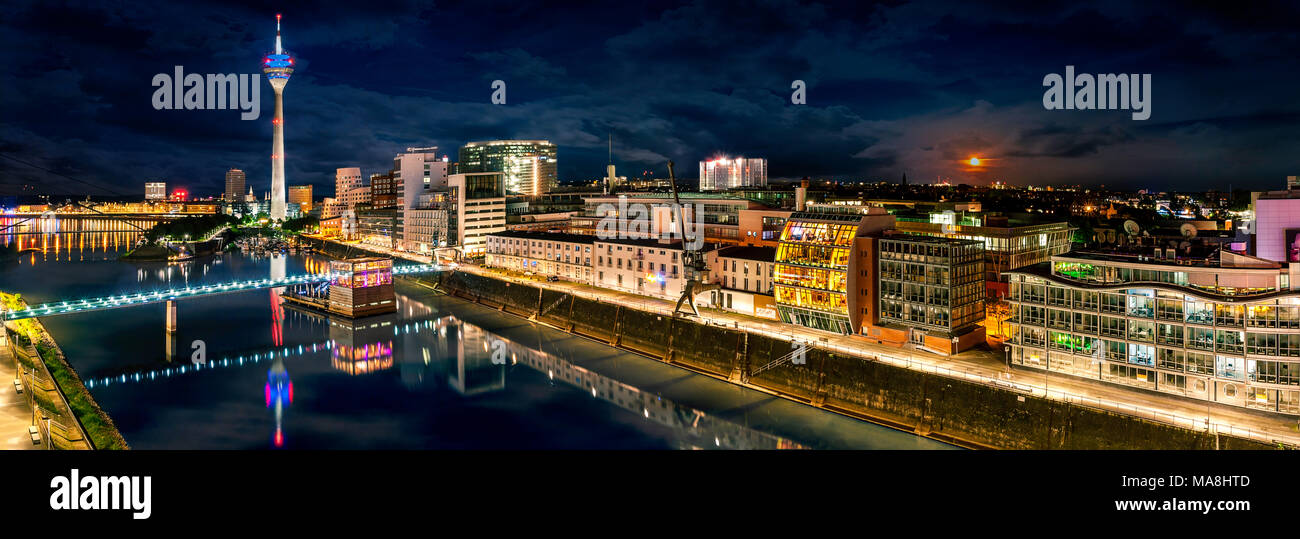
[0,338,37,450]
[309,236,1300,447]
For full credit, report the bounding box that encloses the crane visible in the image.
[665,161,720,317]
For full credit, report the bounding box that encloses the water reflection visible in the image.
[87,304,805,450]
[2,215,163,263]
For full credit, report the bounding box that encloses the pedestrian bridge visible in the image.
[2,263,446,321]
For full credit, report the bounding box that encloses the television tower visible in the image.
[262,13,294,220]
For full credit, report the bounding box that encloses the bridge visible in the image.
[2,263,447,321]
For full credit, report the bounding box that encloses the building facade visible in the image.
[458,140,557,196]
[485,231,595,283]
[873,234,986,353]
[450,172,506,255]
[288,185,312,213]
[893,212,1072,297]
[699,157,767,191]
[593,237,689,300]
[145,182,167,200]
[772,210,893,334]
[707,245,778,320]
[1006,250,1300,414]
[224,169,245,202]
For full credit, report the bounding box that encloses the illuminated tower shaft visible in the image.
[263,14,294,221]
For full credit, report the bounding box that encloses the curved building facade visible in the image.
[1006,250,1300,414]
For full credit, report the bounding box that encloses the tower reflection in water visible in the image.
[89,291,804,449]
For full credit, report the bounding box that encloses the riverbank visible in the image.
[420,270,1280,450]
[1,292,129,450]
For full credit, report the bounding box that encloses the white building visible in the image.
[450,172,506,255]
[699,157,767,191]
[705,245,778,319]
[394,147,450,209]
[145,182,167,200]
[485,231,595,283]
[331,167,370,216]
[592,237,690,300]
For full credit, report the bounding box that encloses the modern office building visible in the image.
[871,233,986,353]
[262,14,294,220]
[1006,249,1300,414]
[772,209,894,334]
[699,157,767,191]
[224,169,246,202]
[893,211,1072,297]
[288,185,312,213]
[145,182,167,201]
[485,231,595,283]
[356,207,400,251]
[402,191,456,254]
[458,140,557,196]
[449,172,506,255]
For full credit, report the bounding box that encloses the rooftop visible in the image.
[488,230,596,245]
[716,245,776,262]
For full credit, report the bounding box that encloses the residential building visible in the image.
[592,237,690,300]
[706,245,778,320]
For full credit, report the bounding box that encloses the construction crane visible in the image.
[665,161,720,317]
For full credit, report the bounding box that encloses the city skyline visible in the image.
[4,1,1300,197]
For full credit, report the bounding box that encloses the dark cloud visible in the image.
[2,0,1299,197]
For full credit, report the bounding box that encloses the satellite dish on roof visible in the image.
[1123,220,1141,236]
[1180,223,1198,238]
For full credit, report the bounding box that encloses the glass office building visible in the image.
[1006,250,1300,414]
[773,213,862,333]
[458,140,558,196]
[878,235,985,334]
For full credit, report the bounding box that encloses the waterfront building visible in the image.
[772,209,893,334]
[449,172,506,255]
[458,140,557,196]
[327,258,396,318]
[224,169,246,202]
[485,231,595,283]
[402,191,456,254]
[263,14,294,220]
[868,233,986,354]
[592,237,691,300]
[706,245,778,320]
[288,185,312,213]
[145,181,167,200]
[1005,249,1300,414]
[356,206,400,251]
[699,157,767,191]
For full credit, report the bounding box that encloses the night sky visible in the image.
[3,0,1300,198]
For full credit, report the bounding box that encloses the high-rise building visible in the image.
[288,185,312,213]
[458,140,557,196]
[145,182,167,201]
[224,169,246,202]
[699,157,767,191]
[449,172,506,255]
[394,148,449,209]
[262,13,294,220]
